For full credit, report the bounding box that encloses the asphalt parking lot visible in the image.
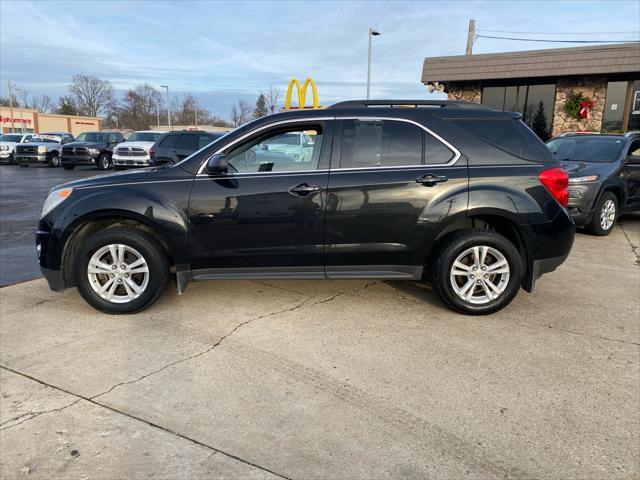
[0,165,106,286]
[0,161,638,479]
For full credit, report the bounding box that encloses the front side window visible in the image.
[339,119,422,168]
[226,125,323,173]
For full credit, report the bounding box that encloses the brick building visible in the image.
[421,43,640,138]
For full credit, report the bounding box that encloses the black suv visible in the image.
[151,130,226,166]
[36,100,574,315]
[547,132,640,235]
[61,131,126,170]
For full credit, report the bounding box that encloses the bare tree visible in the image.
[230,99,253,127]
[264,85,280,114]
[119,84,162,130]
[69,74,114,117]
[30,94,53,113]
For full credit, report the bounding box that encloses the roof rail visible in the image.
[328,99,489,109]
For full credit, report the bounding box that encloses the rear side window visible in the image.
[159,134,179,148]
[452,119,551,161]
[339,119,423,168]
[425,133,455,164]
[177,134,198,150]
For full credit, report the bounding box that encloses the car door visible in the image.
[324,117,468,279]
[623,138,640,208]
[188,120,333,276]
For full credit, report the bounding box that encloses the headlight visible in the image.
[568,175,599,184]
[88,148,100,155]
[38,146,48,154]
[41,188,73,218]
[0,145,8,151]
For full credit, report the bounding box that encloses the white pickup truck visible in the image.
[0,133,35,164]
[112,130,166,169]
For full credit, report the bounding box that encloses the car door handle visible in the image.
[289,183,321,196]
[416,174,448,186]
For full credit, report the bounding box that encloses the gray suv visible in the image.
[547,132,640,235]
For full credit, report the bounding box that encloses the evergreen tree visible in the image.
[531,101,550,141]
[253,94,267,119]
[57,96,78,115]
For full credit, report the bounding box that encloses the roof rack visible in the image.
[328,100,489,109]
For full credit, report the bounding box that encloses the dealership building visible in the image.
[422,43,640,138]
[0,106,102,136]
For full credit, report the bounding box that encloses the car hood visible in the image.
[54,164,179,190]
[561,160,606,176]
[63,141,106,149]
[115,141,154,149]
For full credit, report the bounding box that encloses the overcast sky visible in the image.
[1,0,639,119]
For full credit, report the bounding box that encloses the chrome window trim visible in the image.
[196,115,461,175]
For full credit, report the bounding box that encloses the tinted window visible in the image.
[453,119,550,161]
[127,132,163,143]
[629,139,640,157]
[0,134,23,142]
[198,134,215,149]
[340,119,422,168]
[177,134,199,150]
[425,133,454,164]
[547,137,626,163]
[226,126,323,173]
[159,134,179,148]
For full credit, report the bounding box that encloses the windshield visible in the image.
[0,134,23,142]
[126,132,162,143]
[264,133,300,146]
[29,136,58,143]
[75,132,110,143]
[547,137,626,163]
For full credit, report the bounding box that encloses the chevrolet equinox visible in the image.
[36,100,575,315]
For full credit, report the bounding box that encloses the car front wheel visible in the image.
[48,154,60,168]
[587,192,617,236]
[76,227,169,314]
[431,230,523,315]
[97,153,111,170]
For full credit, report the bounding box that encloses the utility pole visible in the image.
[160,85,171,131]
[7,80,15,133]
[466,19,476,55]
[194,99,198,128]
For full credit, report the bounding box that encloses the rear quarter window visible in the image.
[159,134,179,148]
[452,119,552,162]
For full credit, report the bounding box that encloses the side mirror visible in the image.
[627,155,640,165]
[206,154,229,175]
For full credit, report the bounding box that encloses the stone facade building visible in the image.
[421,43,640,139]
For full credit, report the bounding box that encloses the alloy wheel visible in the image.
[449,245,510,305]
[600,199,616,231]
[87,244,149,303]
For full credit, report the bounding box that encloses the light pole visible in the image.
[160,85,171,131]
[366,28,381,100]
[15,87,26,133]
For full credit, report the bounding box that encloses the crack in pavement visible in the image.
[0,365,292,480]
[0,399,81,430]
[618,221,640,266]
[540,323,640,346]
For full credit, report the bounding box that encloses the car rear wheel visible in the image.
[586,192,617,236]
[48,154,60,168]
[431,230,522,315]
[76,227,169,314]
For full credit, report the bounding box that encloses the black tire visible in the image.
[586,191,618,236]
[430,230,523,315]
[75,227,170,314]
[114,165,127,171]
[63,165,75,170]
[97,153,111,171]
[48,154,60,168]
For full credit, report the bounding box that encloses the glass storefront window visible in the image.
[628,80,640,131]
[481,84,555,140]
[602,81,628,132]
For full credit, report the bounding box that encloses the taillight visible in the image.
[538,167,569,207]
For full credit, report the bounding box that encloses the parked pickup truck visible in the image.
[61,131,126,170]
[112,130,166,169]
[0,133,35,164]
[14,132,75,168]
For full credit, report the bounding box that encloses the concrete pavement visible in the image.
[1,218,638,479]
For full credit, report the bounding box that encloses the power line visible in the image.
[475,34,639,44]
[477,29,640,35]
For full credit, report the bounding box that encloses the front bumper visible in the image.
[61,154,99,166]
[16,154,47,164]
[112,154,152,167]
[567,182,599,226]
[0,151,13,163]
